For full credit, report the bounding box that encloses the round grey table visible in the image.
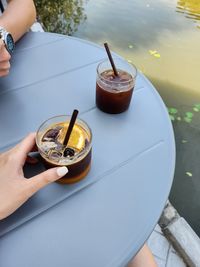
[0,32,175,267]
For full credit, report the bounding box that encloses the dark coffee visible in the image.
[42,149,92,184]
[96,69,134,114]
[36,117,92,184]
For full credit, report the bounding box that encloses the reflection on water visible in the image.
[35,0,87,35]
[176,0,200,28]
[36,0,200,236]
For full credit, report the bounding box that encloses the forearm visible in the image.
[0,0,36,42]
[128,244,157,267]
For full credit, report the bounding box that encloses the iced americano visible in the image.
[36,115,92,184]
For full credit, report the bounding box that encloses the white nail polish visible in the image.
[57,166,68,177]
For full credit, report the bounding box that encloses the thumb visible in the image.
[27,166,68,195]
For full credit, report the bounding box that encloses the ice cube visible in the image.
[42,126,62,142]
[49,150,62,160]
[41,142,57,153]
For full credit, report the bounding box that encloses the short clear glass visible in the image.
[96,58,137,114]
[36,115,92,184]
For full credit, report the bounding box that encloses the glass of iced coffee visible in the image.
[96,58,137,114]
[36,115,92,184]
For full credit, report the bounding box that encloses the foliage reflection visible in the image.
[34,0,87,35]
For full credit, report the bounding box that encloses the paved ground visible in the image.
[148,225,186,267]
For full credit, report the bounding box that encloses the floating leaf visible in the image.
[184,117,192,123]
[128,45,134,49]
[193,107,199,112]
[194,103,200,110]
[185,112,193,118]
[182,140,187,143]
[149,50,157,55]
[169,115,175,121]
[154,53,161,58]
[149,50,160,58]
[186,172,192,177]
[168,108,178,114]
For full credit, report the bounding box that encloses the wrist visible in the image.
[0,26,15,54]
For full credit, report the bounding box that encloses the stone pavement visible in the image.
[148,224,186,267]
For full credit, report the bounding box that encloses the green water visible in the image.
[35,0,200,235]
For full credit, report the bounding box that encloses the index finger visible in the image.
[12,133,37,165]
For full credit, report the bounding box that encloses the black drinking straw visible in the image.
[104,43,118,77]
[63,109,79,146]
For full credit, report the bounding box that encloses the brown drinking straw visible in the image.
[104,43,118,77]
[63,109,79,146]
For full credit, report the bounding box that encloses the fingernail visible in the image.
[57,166,68,177]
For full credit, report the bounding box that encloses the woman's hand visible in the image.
[0,39,11,77]
[0,133,68,220]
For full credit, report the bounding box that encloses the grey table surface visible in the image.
[0,32,175,267]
